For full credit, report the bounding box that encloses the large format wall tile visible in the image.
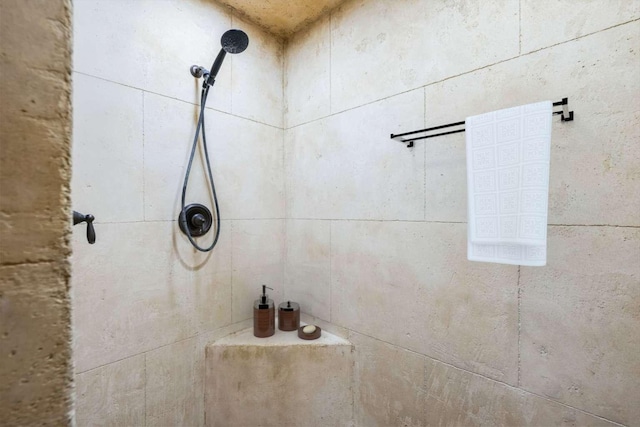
[520,226,640,426]
[521,0,640,53]
[331,221,519,384]
[423,23,640,225]
[350,332,426,427]
[231,220,285,322]
[230,15,284,128]
[422,354,617,426]
[75,354,145,426]
[285,89,425,220]
[72,222,194,372]
[176,220,233,335]
[351,332,616,426]
[330,0,519,112]
[143,93,284,221]
[72,73,143,223]
[73,0,232,110]
[285,15,331,128]
[284,220,331,321]
[146,338,202,426]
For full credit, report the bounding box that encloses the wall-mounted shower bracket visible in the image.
[390,97,575,148]
[190,65,209,79]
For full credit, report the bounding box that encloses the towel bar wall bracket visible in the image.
[390,98,574,148]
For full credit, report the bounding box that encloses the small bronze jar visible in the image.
[277,301,300,331]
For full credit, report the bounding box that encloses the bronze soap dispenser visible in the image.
[253,285,275,338]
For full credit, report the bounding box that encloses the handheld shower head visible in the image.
[204,29,249,86]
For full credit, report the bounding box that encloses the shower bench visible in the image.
[205,326,354,426]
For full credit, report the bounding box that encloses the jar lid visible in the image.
[278,301,299,311]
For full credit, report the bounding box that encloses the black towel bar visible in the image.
[390,98,574,148]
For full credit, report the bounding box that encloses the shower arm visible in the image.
[73,211,96,244]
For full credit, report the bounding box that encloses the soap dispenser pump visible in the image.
[253,285,275,338]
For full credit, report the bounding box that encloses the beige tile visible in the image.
[73,0,232,110]
[284,220,331,321]
[423,22,640,225]
[146,338,202,426]
[72,73,144,223]
[231,220,285,322]
[183,220,233,334]
[285,89,425,220]
[75,354,145,427]
[330,0,519,112]
[142,92,207,222]
[347,329,618,427]
[285,15,331,128]
[72,222,194,372]
[205,328,354,426]
[143,93,284,222]
[422,356,618,426]
[350,331,426,427]
[520,226,640,426]
[521,0,640,53]
[206,115,284,220]
[331,221,519,384]
[230,15,284,128]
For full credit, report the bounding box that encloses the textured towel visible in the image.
[466,101,552,266]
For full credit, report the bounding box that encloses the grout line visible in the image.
[0,259,61,268]
[75,319,253,376]
[89,218,640,229]
[517,265,522,388]
[281,38,286,129]
[329,220,333,323]
[522,17,639,56]
[283,217,288,301]
[329,11,333,115]
[143,353,147,426]
[142,91,146,221]
[230,13,235,116]
[518,0,522,55]
[423,86,427,221]
[347,326,626,427]
[72,71,284,130]
[284,18,640,131]
[230,220,234,323]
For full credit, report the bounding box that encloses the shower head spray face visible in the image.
[221,29,249,54]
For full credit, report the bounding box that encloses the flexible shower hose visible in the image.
[180,84,221,252]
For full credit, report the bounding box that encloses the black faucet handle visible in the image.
[73,211,96,244]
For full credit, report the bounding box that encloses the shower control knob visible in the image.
[72,211,96,244]
[191,213,206,227]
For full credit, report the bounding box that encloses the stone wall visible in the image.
[0,0,74,424]
[283,1,640,425]
[70,0,285,424]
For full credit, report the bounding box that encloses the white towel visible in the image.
[466,101,552,266]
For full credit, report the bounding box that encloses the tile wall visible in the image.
[71,0,640,425]
[284,1,640,425]
[71,0,284,424]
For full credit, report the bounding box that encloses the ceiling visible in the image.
[214,0,348,39]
